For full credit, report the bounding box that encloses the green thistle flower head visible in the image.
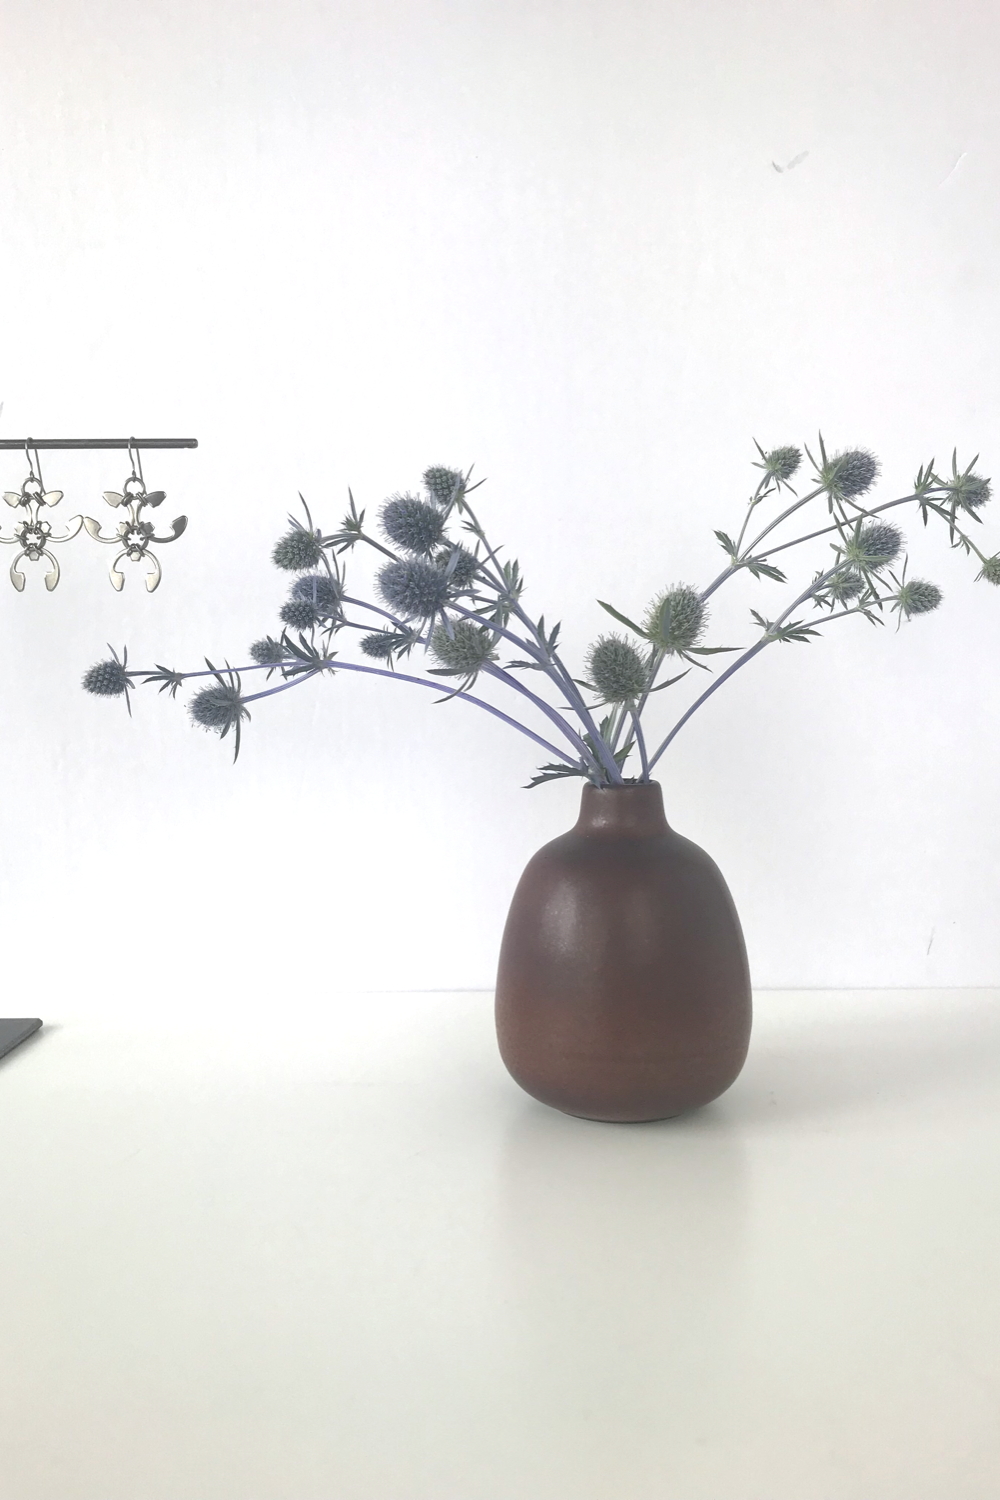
[380,494,446,555]
[842,520,903,571]
[893,579,942,618]
[249,637,289,665]
[977,555,1000,586]
[272,526,323,572]
[423,466,465,507]
[377,557,451,619]
[643,585,707,655]
[824,569,867,604]
[763,446,802,482]
[942,470,992,512]
[586,634,648,703]
[430,621,497,677]
[83,658,130,696]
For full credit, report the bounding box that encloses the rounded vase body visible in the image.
[495,782,751,1122]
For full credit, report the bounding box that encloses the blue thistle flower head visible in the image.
[249,636,290,665]
[762,446,802,482]
[272,525,323,571]
[83,658,130,696]
[290,573,341,614]
[643,585,707,655]
[189,674,250,759]
[379,494,446,555]
[430,621,497,677]
[360,631,405,660]
[586,634,648,703]
[814,445,881,500]
[842,520,903,571]
[377,557,451,619]
[423,466,465,507]
[977,555,1000,586]
[435,544,479,591]
[893,579,942,618]
[280,599,322,632]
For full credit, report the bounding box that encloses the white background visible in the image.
[1,0,999,1005]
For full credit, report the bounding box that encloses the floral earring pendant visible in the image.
[84,439,188,591]
[0,443,81,590]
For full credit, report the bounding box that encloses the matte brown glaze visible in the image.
[495,782,751,1122]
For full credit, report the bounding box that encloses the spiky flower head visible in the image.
[435,544,479,590]
[816,446,881,500]
[644,584,707,655]
[841,520,903,571]
[377,557,451,619]
[83,658,130,696]
[423,466,465,508]
[762,446,802,482]
[272,525,323,572]
[586,634,648,703]
[249,637,289,665]
[823,569,867,604]
[380,493,446,555]
[977,555,1000,586]
[941,470,992,512]
[430,621,498,677]
[189,681,249,737]
[893,579,942,618]
[290,573,341,613]
[280,598,322,632]
[360,631,405,660]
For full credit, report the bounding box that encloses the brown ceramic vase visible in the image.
[495,781,751,1122]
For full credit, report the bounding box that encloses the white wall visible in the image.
[2,0,999,1009]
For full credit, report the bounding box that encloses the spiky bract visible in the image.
[249,637,289,665]
[644,585,707,655]
[423,466,465,507]
[894,579,942,618]
[83,659,129,696]
[977,555,1000,585]
[842,520,903,571]
[377,557,451,619]
[272,526,323,571]
[764,446,802,482]
[430,621,497,676]
[290,573,341,613]
[280,599,322,632]
[587,634,648,703]
[436,544,479,590]
[380,494,446,555]
[189,682,248,735]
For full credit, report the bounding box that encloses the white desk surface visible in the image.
[2,989,999,1500]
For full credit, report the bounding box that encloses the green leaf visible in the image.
[685,644,742,655]
[525,762,588,789]
[597,600,648,637]
[714,529,738,558]
[647,669,691,693]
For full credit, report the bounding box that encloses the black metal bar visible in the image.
[0,438,198,451]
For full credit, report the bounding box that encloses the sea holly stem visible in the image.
[456,496,624,783]
[647,564,844,770]
[629,707,651,781]
[701,485,828,600]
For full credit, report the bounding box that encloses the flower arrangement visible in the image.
[83,439,996,781]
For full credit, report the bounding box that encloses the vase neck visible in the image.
[574,782,670,837]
